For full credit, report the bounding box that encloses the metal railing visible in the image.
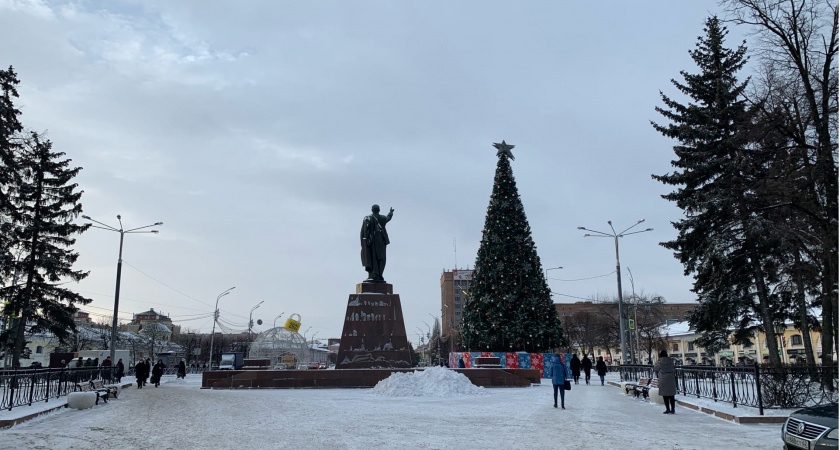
[618,363,838,415]
[0,366,120,411]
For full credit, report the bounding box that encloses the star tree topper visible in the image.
[493,140,515,160]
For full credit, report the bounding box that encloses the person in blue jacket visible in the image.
[548,353,569,409]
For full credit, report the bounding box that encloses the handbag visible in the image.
[563,379,571,391]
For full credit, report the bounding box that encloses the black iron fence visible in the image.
[0,366,119,411]
[618,363,838,415]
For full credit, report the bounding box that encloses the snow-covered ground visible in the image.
[0,370,788,450]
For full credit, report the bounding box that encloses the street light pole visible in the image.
[209,287,235,369]
[81,215,162,363]
[273,312,285,329]
[627,267,638,364]
[545,266,563,278]
[249,301,264,342]
[578,219,652,365]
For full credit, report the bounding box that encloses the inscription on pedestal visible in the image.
[336,284,411,369]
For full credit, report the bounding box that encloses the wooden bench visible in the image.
[624,377,650,397]
[75,380,118,405]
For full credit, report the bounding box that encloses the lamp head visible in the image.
[576,227,584,230]
[155,222,163,226]
[117,215,121,220]
[82,215,91,220]
[151,230,159,234]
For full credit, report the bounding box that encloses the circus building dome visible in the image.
[249,327,309,368]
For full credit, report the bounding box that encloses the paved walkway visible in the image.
[0,374,785,449]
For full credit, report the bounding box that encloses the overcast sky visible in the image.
[1,1,747,345]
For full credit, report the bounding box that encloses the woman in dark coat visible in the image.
[177,359,187,379]
[116,358,125,383]
[547,354,570,409]
[581,355,593,385]
[135,359,146,389]
[595,356,608,385]
[151,360,164,387]
[569,354,581,385]
[654,349,677,414]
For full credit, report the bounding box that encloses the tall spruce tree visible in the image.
[1,132,91,367]
[652,17,786,366]
[0,66,24,282]
[461,141,563,353]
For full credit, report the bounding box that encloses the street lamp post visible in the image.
[249,301,264,342]
[273,312,285,329]
[578,219,652,365]
[81,215,162,363]
[209,287,235,369]
[429,313,442,365]
[545,266,563,279]
[627,267,638,364]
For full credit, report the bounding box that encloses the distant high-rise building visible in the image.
[440,269,473,342]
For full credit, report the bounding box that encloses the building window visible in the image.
[742,339,753,348]
[672,343,678,352]
[687,342,695,351]
[36,346,44,354]
[791,335,803,346]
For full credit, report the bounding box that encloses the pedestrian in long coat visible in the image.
[152,360,164,387]
[177,359,187,379]
[654,350,677,414]
[135,360,146,389]
[547,354,570,409]
[595,356,608,385]
[569,354,581,384]
[581,355,593,385]
[116,359,125,383]
[101,356,113,382]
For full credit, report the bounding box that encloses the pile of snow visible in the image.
[370,366,488,397]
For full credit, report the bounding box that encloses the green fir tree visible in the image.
[461,141,563,353]
[0,66,24,281]
[651,16,786,366]
[1,132,92,367]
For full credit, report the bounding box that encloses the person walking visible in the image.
[101,356,113,382]
[135,359,146,389]
[570,354,581,385]
[152,360,164,387]
[655,349,677,414]
[116,358,125,383]
[595,356,608,386]
[547,354,570,409]
[581,355,593,385]
[177,359,187,379]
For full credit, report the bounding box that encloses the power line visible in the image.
[549,291,594,301]
[122,261,213,308]
[547,271,616,282]
[74,289,210,314]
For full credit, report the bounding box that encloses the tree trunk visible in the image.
[794,260,816,366]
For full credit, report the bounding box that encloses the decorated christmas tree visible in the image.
[461,141,564,353]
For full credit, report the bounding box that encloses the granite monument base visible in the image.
[335,283,411,369]
[201,368,541,389]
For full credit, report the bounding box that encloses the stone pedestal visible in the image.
[335,283,412,369]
